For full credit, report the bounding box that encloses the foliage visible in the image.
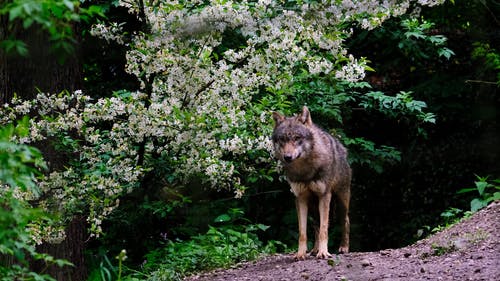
[343,137,401,173]
[429,242,456,257]
[349,15,454,74]
[0,0,104,57]
[360,90,435,123]
[398,18,455,61]
[0,119,71,281]
[87,252,116,281]
[471,42,500,85]
[0,0,443,242]
[438,207,465,227]
[290,75,433,172]
[457,176,500,213]
[417,207,467,237]
[0,117,46,194]
[88,249,133,281]
[417,176,499,239]
[125,209,283,281]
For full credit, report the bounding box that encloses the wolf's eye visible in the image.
[294,136,302,143]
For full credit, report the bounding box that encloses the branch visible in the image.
[181,79,215,109]
[465,79,498,85]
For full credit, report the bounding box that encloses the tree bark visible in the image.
[32,217,88,281]
[0,20,82,103]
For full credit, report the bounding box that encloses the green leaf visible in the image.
[492,192,500,201]
[256,224,270,231]
[54,259,74,267]
[364,65,375,72]
[428,35,447,45]
[214,214,231,223]
[437,47,455,60]
[470,198,486,212]
[475,181,488,196]
[456,187,476,194]
[23,17,34,28]
[405,31,425,39]
[8,5,24,20]
[50,5,64,18]
[63,0,75,11]
[0,39,29,56]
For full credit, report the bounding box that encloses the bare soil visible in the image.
[186,201,500,281]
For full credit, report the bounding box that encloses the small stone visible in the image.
[404,252,411,258]
[420,267,426,273]
[361,259,371,267]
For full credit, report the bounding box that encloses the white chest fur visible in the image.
[289,180,328,196]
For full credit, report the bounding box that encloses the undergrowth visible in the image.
[418,175,499,238]
[99,208,286,281]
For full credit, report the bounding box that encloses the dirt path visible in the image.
[186,202,500,281]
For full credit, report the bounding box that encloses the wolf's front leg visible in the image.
[295,193,309,260]
[316,192,332,259]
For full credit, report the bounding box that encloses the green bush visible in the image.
[417,175,500,239]
[458,176,500,212]
[125,209,285,281]
[471,42,500,85]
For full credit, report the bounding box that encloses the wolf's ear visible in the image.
[298,106,312,126]
[272,112,285,126]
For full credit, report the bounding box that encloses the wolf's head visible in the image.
[271,106,314,164]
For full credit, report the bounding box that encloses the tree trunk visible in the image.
[0,20,82,103]
[1,17,87,281]
[33,217,88,281]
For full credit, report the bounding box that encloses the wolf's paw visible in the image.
[294,252,307,260]
[295,248,309,260]
[316,250,333,259]
[338,246,349,254]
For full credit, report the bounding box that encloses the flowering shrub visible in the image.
[1,0,443,239]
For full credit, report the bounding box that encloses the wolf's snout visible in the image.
[283,152,300,163]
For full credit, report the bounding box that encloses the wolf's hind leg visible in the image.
[336,188,350,254]
[309,196,320,256]
[310,227,319,256]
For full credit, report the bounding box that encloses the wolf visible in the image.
[272,106,352,260]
